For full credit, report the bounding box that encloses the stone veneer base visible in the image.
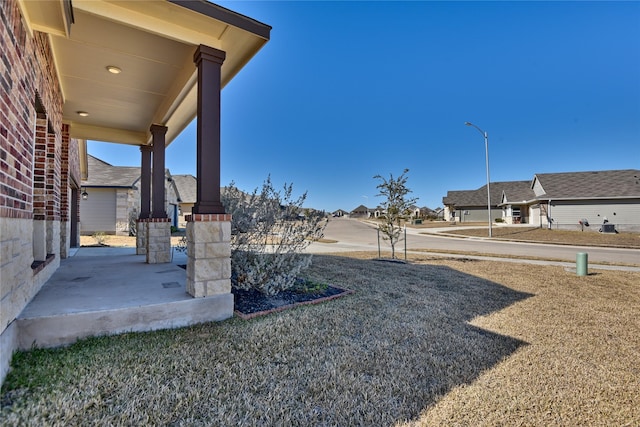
[144,218,171,264]
[136,220,147,255]
[185,214,232,298]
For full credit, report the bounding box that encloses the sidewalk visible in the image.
[15,246,230,350]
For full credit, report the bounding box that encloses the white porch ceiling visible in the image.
[18,0,270,146]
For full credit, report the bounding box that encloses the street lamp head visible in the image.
[464,121,472,126]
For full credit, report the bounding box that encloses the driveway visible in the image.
[307,217,640,268]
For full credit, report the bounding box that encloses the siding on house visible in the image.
[80,188,116,234]
[548,199,640,230]
[81,155,180,234]
[455,207,502,223]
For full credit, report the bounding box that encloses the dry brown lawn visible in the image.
[441,226,640,248]
[2,252,638,425]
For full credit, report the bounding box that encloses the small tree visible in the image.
[374,168,418,259]
[222,177,327,295]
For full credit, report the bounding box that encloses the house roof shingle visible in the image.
[443,181,528,207]
[84,155,140,187]
[534,169,640,199]
[501,181,537,204]
[171,174,197,204]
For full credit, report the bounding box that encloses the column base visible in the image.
[186,214,232,298]
[136,220,147,255]
[143,218,171,264]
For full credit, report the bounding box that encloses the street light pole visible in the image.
[464,121,492,237]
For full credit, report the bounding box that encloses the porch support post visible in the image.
[136,145,152,255]
[139,145,152,219]
[146,125,171,263]
[150,125,168,218]
[184,44,233,311]
[193,44,225,214]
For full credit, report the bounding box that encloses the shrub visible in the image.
[222,177,327,296]
[92,232,106,246]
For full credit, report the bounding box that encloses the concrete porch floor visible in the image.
[16,247,233,350]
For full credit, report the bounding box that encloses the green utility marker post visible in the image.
[576,252,588,276]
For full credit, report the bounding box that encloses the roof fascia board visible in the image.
[169,0,271,40]
[72,0,223,49]
[78,138,88,180]
[543,196,640,201]
[17,0,72,37]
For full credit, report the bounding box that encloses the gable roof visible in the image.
[351,204,369,212]
[501,181,537,204]
[443,181,524,207]
[533,169,640,200]
[172,174,197,203]
[84,155,140,188]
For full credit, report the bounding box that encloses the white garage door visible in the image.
[80,188,116,234]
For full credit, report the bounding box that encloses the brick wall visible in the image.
[1,0,64,221]
[1,0,69,382]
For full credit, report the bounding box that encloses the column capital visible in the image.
[150,124,168,136]
[140,144,152,153]
[194,44,226,66]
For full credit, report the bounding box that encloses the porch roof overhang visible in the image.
[18,0,270,147]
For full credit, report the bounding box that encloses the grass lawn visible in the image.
[441,226,640,248]
[1,252,638,425]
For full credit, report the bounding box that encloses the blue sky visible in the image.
[88,0,640,212]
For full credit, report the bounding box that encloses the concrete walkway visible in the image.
[16,247,232,350]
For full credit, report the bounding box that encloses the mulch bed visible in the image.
[177,265,353,319]
[232,285,354,320]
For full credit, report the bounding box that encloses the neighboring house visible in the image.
[408,205,421,218]
[371,207,384,218]
[171,174,197,228]
[410,206,438,218]
[443,170,640,231]
[433,207,445,220]
[332,209,348,217]
[503,169,640,231]
[442,181,518,223]
[81,155,179,235]
[350,205,370,218]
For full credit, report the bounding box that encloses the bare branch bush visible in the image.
[222,177,327,295]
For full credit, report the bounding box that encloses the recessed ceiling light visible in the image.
[106,65,122,74]
[77,111,89,117]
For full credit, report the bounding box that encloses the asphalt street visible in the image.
[306,217,640,270]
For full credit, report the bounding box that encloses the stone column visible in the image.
[136,145,152,255]
[146,218,172,264]
[136,219,147,255]
[186,214,232,298]
[185,45,232,304]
